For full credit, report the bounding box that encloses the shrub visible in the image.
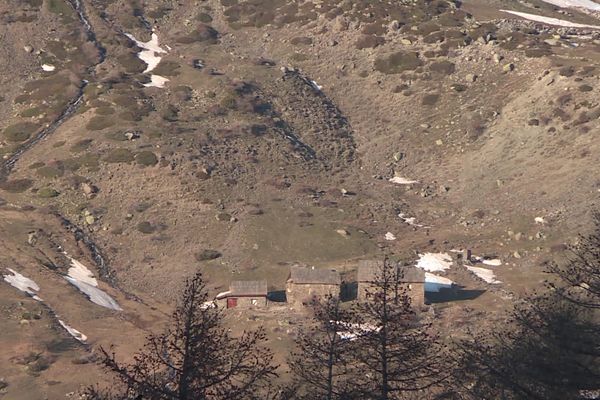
[355,35,385,49]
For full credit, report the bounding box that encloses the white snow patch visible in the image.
[68,258,98,286]
[124,32,167,73]
[215,290,231,299]
[500,10,600,28]
[58,320,87,343]
[384,232,397,241]
[66,258,121,311]
[41,64,55,72]
[424,273,454,293]
[398,212,426,227]
[415,253,453,272]
[535,217,546,224]
[3,269,42,301]
[65,277,122,311]
[310,80,322,91]
[466,266,501,284]
[144,74,170,88]
[125,32,170,88]
[472,256,503,267]
[335,322,381,341]
[539,0,600,11]
[200,300,217,310]
[389,176,419,185]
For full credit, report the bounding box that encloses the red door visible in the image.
[227,298,237,308]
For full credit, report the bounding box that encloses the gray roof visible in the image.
[288,266,341,285]
[229,280,268,296]
[357,260,425,283]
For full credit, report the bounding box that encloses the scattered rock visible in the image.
[389,20,400,31]
[466,73,477,83]
[23,45,33,53]
[81,183,98,197]
[336,229,350,237]
[513,251,522,259]
[503,63,515,73]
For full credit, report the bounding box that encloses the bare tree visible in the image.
[352,258,447,399]
[85,272,278,400]
[455,213,600,400]
[288,295,358,400]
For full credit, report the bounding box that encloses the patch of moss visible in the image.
[37,166,63,179]
[3,122,39,142]
[63,154,100,171]
[37,187,60,198]
[153,60,181,77]
[0,179,33,193]
[70,139,93,153]
[176,24,219,44]
[197,12,213,23]
[135,151,158,166]
[86,116,115,131]
[290,36,313,45]
[95,106,115,115]
[28,162,45,169]
[422,93,439,106]
[20,107,44,118]
[136,221,155,234]
[375,51,422,74]
[195,249,222,261]
[103,148,134,163]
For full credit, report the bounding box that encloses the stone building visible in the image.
[286,266,341,307]
[357,260,425,306]
[216,280,268,309]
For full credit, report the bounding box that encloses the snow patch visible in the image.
[389,176,419,185]
[66,258,121,311]
[472,256,502,267]
[424,273,454,293]
[144,74,169,88]
[41,64,55,72]
[65,277,122,311]
[68,258,98,286]
[415,253,453,272]
[500,10,600,29]
[384,232,397,241]
[125,32,170,88]
[58,320,87,343]
[398,212,426,227]
[466,266,501,284]
[310,80,322,91]
[535,217,546,224]
[3,269,42,301]
[539,0,600,11]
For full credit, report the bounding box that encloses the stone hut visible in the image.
[286,266,341,307]
[216,280,268,309]
[357,260,425,306]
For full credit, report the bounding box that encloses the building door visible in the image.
[227,298,237,308]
